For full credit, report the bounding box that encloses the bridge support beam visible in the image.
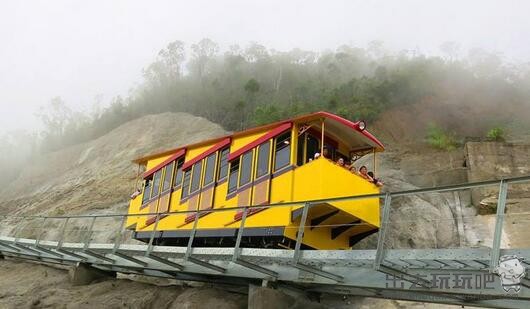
[68,262,116,286]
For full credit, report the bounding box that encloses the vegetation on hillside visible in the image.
[24,39,529,153]
[426,123,458,150]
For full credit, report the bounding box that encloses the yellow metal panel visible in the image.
[291,158,380,226]
[145,155,172,170]
[230,131,268,154]
[185,143,214,162]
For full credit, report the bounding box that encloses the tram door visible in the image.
[251,141,271,206]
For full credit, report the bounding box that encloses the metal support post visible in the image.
[232,207,248,262]
[112,215,127,254]
[490,180,508,271]
[374,193,392,270]
[232,207,278,278]
[56,217,70,249]
[145,213,161,257]
[83,216,97,251]
[184,210,226,273]
[293,202,310,264]
[184,211,199,261]
[35,217,47,247]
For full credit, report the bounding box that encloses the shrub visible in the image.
[426,123,458,150]
[486,126,505,142]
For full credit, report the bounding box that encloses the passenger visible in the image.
[322,147,330,159]
[349,165,357,174]
[368,171,384,187]
[336,157,345,167]
[130,188,141,199]
[359,166,373,181]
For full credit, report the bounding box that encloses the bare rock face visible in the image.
[354,149,461,250]
[466,142,530,206]
[0,112,228,241]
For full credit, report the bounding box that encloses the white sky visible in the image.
[1,0,529,133]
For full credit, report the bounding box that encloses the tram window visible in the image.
[228,158,240,194]
[181,169,191,199]
[297,134,305,166]
[256,141,270,178]
[306,134,320,162]
[151,170,162,198]
[203,153,217,186]
[190,161,203,193]
[173,158,184,187]
[239,151,253,186]
[142,177,153,204]
[217,147,229,181]
[162,162,174,192]
[274,132,291,171]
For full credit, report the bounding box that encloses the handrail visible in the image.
[1,175,529,220]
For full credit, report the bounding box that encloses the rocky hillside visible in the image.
[0,113,228,217]
[0,112,528,309]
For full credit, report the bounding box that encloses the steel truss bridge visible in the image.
[1,176,530,308]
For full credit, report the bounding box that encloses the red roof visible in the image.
[143,148,186,178]
[182,137,231,170]
[228,122,292,161]
[132,111,384,165]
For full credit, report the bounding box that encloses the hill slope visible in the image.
[0,113,228,216]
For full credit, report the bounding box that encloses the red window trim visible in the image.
[143,149,186,179]
[182,137,231,170]
[228,122,292,162]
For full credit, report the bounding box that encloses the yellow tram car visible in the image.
[126,111,384,250]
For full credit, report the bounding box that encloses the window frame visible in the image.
[161,161,175,193]
[255,141,271,178]
[189,160,203,194]
[238,150,254,187]
[150,170,163,199]
[203,152,217,187]
[227,157,240,194]
[273,131,292,172]
[173,158,184,188]
[142,176,153,205]
[217,147,230,182]
[181,168,192,200]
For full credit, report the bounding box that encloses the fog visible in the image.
[1,0,530,133]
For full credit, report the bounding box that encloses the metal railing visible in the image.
[0,175,529,301]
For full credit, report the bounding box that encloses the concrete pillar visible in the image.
[68,262,116,286]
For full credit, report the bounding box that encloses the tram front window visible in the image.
[306,134,320,162]
[296,132,322,165]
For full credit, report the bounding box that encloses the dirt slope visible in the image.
[0,259,246,309]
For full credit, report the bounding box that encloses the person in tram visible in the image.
[368,171,384,187]
[322,146,330,159]
[359,166,383,187]
[336,157,345,167]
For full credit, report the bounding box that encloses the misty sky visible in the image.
[1,0,529,133]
